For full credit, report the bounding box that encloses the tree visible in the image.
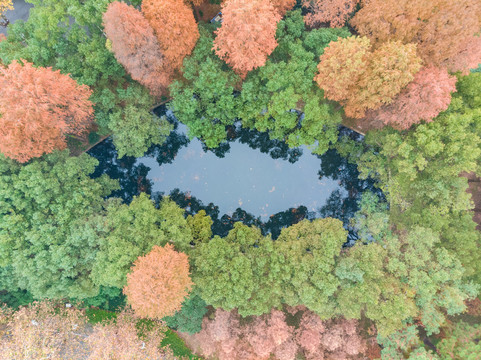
[87,309,173,359]
[0,151,118,299]
[92,193,193,289]
[364,66,457,130]
[169,25,240,148]
[192,222,283,316]
[315,36,422,118]
[0,60,94,162]
[123,244,193,319]
[108,84,173,158]
[142,0,199,72]
[303,0,359,28]
[213,0,281,78]
[351,0,481,70]
[239,11,347,155]
[103,2,168,97]
[437,321,481,359]
[162,292,208,334]
[444,36,481,75]
[0,301,87,359]
[275,218,347,318]
[271,0,296,16]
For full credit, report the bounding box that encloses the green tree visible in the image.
[91,193,193,289]
[275,218,347,318]
[108,84,173,158]
[239,10,348,154]
[0,151,118,299]
[169,25,239,148]
[162,292,208,334]
[437,321,481,360]
[192,222,283,316]
[186,210,213,246]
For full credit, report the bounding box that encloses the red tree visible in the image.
[213,0,281,78]
[365,66,457,129]
[303,0,360,28]
[123,244,193,319]
[103,2,168,97]
[0,60,93,162]
[142,0,199,72]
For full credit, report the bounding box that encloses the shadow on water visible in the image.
[88,106,379,241]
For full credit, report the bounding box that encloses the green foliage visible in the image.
[0,151,118,299]
[275,218,347,318]
[85,308,118,324]
[0,0,164,157]
[186,210,213,246]
[239,10,347,155]
[377,325,424,360]
[108,84,173,158]
[169,24,239,148]
[437,321,481,359]
[162,293,208,334]
[92,193,193,289]
[77,286,126,311]
[192,222,283,316]
[161,329,202,359]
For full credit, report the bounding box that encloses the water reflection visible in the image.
[88,109,377,241]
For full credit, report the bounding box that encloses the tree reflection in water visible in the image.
[88,109,379,242]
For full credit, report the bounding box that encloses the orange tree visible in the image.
[315,36,422,118]
[0,60,94,162]
[103,2,168,98]
[142,0,199,72]
[213,0,281,78]
[123,244,193,319]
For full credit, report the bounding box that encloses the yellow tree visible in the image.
[315,37,422,118]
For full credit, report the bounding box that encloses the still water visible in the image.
[88,109,377,240]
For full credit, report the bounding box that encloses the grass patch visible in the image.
[85,308,117,324]
[161,329,202,360]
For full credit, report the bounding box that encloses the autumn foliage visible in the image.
[123,244,193,319]
[0,60,94,162]
[351,0,481,71]
[103,2,168,97]
[0,0,13,15]
[213,0,281,78]
[142,0,199,71]
[365,66,457,130]
[303,0,360,28]
[191,307,369,360]
[315,36,422,118]
[270,0,296,16]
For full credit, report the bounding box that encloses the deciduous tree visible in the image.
[123,244,193,319]
[213,0,281,78]
[351,0,481,70]
[365,66,457,130]
[303,0,359,28]
[315,36,422,118]
[92,194,193,289]
[271,0,296,16]
[142,0,199,71]
[275,218,347,318]
[0,151,118,299]
[0,60,94,162]
[103,2,168,97]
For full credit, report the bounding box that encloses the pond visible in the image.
[88,108,378,240]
